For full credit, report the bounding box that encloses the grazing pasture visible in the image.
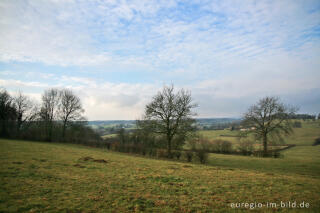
[1,137,319,212]
[200,120,320,148]
[201,121,320,144]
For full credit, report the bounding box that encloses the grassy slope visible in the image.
[200,120,320,146]
[207,146,320,177]
[101,134,117,139]
[202,121,320,177]
[284,121,320,146]
[1,139,320,212]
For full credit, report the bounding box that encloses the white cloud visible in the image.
[1,0,319,71]
[0,0,176,66]
[1,75,159,120]
[77,82,158,120]
[1,0,319,118]
[0,79,49,88]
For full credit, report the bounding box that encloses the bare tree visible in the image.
[14,91,38,136]
[0,88,16,137]
[142,85,197,157]
[58,89,84,140]
[243,96,297,156]
[40,89,60,141]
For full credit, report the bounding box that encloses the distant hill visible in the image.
[196,118,241,125]
[88,120,136,126]
[88,118,240,126]
[88,118,241,133]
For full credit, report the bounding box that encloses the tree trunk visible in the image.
[62,122,66,141]
[167,134,172,158]
[263,133,268,157]
[47,121,53,142]
[17,114,22,138]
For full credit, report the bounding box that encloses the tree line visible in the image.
[0,88,100,145]
[109,86,304,160]
[2,84,313,162]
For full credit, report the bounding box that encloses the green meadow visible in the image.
[1,121,320,212]
[200,120,320,146]
[101,134,117,139]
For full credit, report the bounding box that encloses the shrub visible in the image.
[313,138,320,146]
[141,148,147,156]
[196,150,209,164]
[238,140,254,155]
[210,140,222,152]
[293,121,302,128]
[105,142,111,150]
[221,140,232,153]
[156,149,168,158]
[173,151,181,160]
[272,151,282,158]
[185,151,193,162]
[253,150,283,158]
[210,139,233,153]
[111,142,120,151]
[148,149,156,157]
[198,137,212,152]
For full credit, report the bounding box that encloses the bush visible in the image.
[272,151,282,158]
[238,140,254,155]
[156,149,168,158]
[293,121,302,128]
[313,138,320,146]
[221,140,232,153]
[173,151,181,160]
[141,148,147,156]
[198,137,211,152]
[105,142,111,150]
[185,151,193,162]
[196,150,209,164]
[148,149,157,157]
[111,142,120,151]
[253,151,283,158]
[211,139,233,153]
[210,140,221,152]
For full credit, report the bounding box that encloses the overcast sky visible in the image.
[0,0,319,120]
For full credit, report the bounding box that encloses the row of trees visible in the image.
[0,87,100,144]
[104,85,297,160]
[125,86,298,158]
[1,84,300,159]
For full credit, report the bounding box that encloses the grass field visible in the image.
[101,134,117,139]
[207,145,320,177]
[200,120,320,146]
[1,137,320,212]
[201,121,320,177]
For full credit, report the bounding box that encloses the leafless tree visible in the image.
[142,85,197,156]
[243,96,297,156]
[0,88,16,137]
[14,91,38,136]
[40,88,60,141]
[58,89,84,140]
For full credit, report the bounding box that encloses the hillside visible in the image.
[89,118,240,136]
[1,139,319,212]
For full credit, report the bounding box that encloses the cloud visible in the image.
[78,82,158,120]
[0,0,176,66]
[0,79,49,89]
[1,0,319,118]
[1,0,319,70]
[1,75,159,120]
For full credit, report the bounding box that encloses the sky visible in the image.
[0,0,320,120]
